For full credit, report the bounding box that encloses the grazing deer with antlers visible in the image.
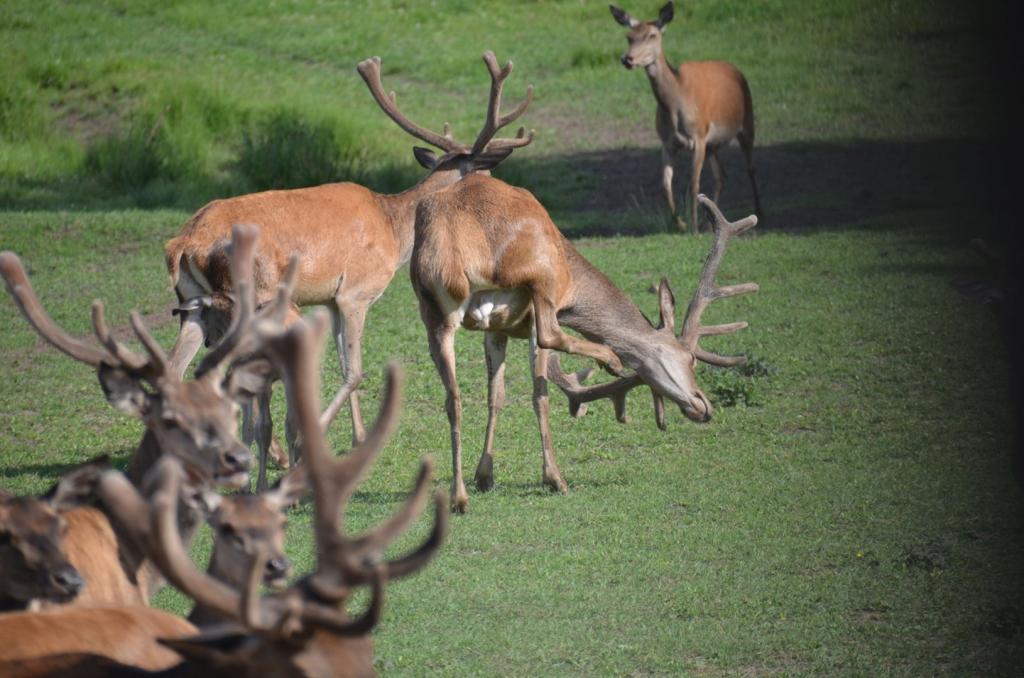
[610,1,762,232]
[164,51,533,489]
[0,457,108,611]
[0,225,296,606]
[412,186,757,512]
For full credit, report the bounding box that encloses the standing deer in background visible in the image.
[0,225,291,606]
[164,51,534,489]
[413,156,758,512]
[611,2,762,232]
[0,457,107,611]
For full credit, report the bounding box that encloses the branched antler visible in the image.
[358,51,533,159]
[678,195,759,366]
[1,252,168,384]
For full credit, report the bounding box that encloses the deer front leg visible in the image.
[250,386,289,492]
[532,293,623,375]
[661,146,686,231]
[331,301,368,445]
[530,334,567,494]
[689,139,708,234]
[475,332,508,492]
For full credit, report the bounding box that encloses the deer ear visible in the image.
[610,5,636,27]
[172,296,212,318]
[656,2,674,29]
[98,364,150,417]
[43,455,111,510]
[222,359,275,404]
[413,146,439,170]
[266,464,309,509]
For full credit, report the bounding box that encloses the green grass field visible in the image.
[2,1,1022,675]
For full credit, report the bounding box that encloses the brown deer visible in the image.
[163,51,534,490]
[0,606,198,671]
[412,186,757,512]
[0,325,445,677]
[610,2,762,232]
[0,225,293,606]
[0,457,108,611]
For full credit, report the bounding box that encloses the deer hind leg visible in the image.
[331,301,368,446]
[739,131,762,218]
[689,139,708,234]
[475,332,508,492]
[530,333,568,494]
[532,292,623,375]
[421,302,468,513]
[708,147,726,204]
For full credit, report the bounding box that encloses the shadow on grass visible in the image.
[1,447,135,480]
[0,136,998,241]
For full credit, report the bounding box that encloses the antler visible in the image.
[358,51,533,158]
[194,224,299,379]
[137,313,445,640]
[678,195,759,366]
[357,56,465,155]
[468,51,535,156]
[1,252,168,383]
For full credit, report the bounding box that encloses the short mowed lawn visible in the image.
[1,1,1021,675]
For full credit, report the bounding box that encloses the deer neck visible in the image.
[644,52,683,114]
[123,430,206,600]
[378,168,462,264]
[186,553,234,626]
[558,248,661,369]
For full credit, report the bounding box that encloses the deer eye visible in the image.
[0,532,10,547]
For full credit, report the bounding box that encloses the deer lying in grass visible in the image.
[412,187,757,512]
[0,323,445,676]
[0,225,293,607]
[611,1,762,232]
[164,51,533,490]
[0,457,108,611]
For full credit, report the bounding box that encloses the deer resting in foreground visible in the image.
[611,1,762,232]
[0,457,108,611]
[163,51,534,490]
[0,323,446,677]
[0,225,295,607]
[413,186,757,512]
[0,460,306,669]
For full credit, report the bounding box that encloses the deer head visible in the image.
[1,226,297,489]
[358,50,534,176]
[0,456,108,608]
[611,2,675,70]
[550,195,758,427]
[202,465,309,592]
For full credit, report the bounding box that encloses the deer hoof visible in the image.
[475,462,495,493]
[544,474,568,495]
[450,493,469,514]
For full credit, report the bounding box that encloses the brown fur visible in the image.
[0,606,196,670]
